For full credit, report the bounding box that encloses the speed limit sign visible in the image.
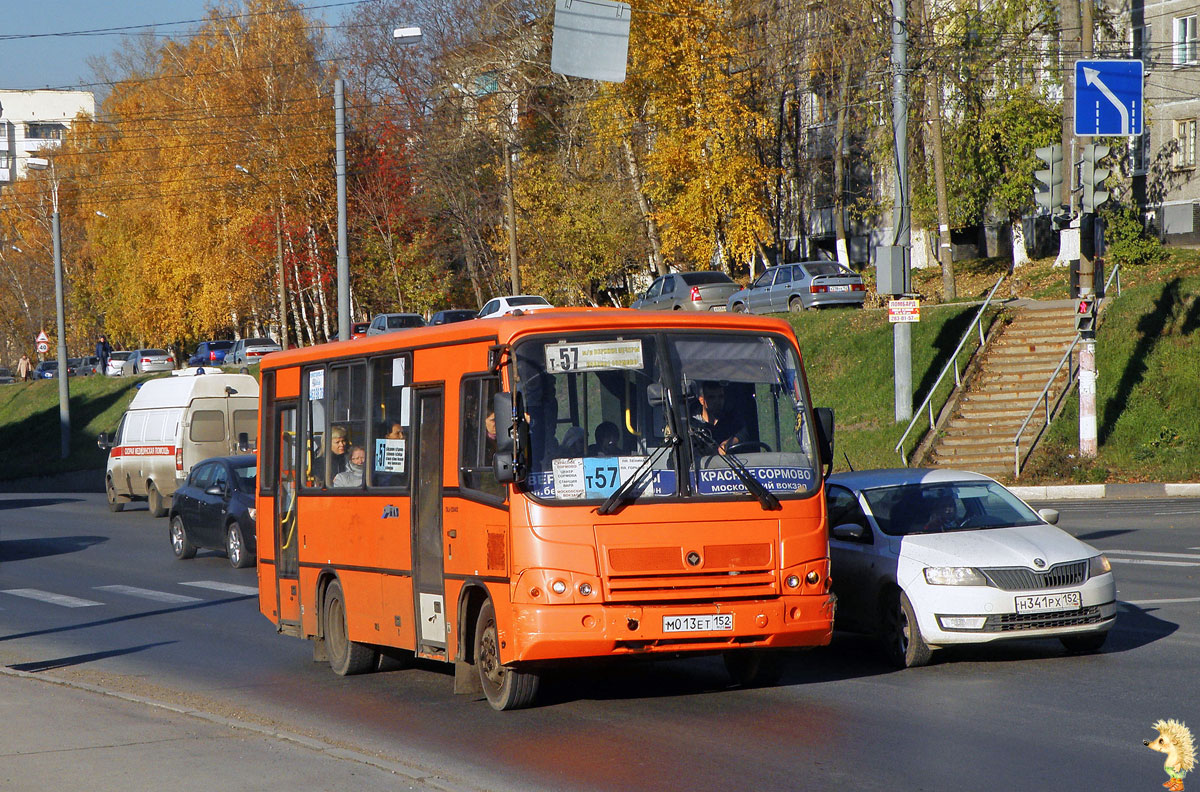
[37,341,48,354]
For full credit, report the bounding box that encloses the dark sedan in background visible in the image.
[188,341,233,367]
[430,308,478,325]
[168,454,257,568]
[630,271,740,312]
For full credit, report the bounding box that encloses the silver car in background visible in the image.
[106,351,135,376]
[631,271,740,312]
[728,261,866,314]
[129,349,176,374]
[227,337,282,366]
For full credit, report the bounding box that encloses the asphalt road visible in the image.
[1,493,1197,791]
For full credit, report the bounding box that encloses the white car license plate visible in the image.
[1014,591,1082,614]
[829,285,850,292]
[711,305,727,312]
[662,613,734,633]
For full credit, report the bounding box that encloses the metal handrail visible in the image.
[894,274,1006,465]
[1012,336,1080,478]
[1010,262,1121,478]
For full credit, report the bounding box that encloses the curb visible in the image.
[1010,482,1200,501]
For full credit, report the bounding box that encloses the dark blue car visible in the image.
[187,341,233,367]
[168,454,257,568]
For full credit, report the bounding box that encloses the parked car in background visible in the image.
[32,360,58,379]
[67,356,100,376]
[477,295,554,319]
[129,349,176,374]
[106,351,135,377]
[350,322,370,340]
[0,367,14,384]
[430,308,478,325]
[366,312,426,335]
[825,468,1115,668]
[728,260,866,314]
[227,337,282,366]
[630,271,740,312]
[188,341,233,367]
[168,453,258,568]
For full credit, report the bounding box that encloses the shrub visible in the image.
[1103,205,1167,268]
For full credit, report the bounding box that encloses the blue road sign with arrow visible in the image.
[1075,59,1144,136]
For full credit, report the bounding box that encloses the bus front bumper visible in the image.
[507,594,834,663]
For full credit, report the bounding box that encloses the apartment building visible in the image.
[0,89,95,187]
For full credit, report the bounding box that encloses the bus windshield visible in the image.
[513,331,819,504]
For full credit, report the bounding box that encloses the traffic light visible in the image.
[1075,298,1097,335]
[1080,143,1112,213]
[1034,144,1063,212]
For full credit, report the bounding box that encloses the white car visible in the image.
[129,349,176,374]
[106,351,135,376]
[826,468,1116,668]
[477,295,554,318]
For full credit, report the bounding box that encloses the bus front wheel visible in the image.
[323,579,378,676]
[474,599,539,710]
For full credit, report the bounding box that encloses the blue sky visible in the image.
[0,2,341,92]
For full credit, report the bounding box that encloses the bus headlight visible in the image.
[785,574,800,589]
[551,579,568,595]
[578,582,593,596]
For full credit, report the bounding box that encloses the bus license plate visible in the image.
[662,613,734,633]
[1014,591,1081,614]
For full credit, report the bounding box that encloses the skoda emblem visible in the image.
[1033,557,1047,569]
[686,551,702,567]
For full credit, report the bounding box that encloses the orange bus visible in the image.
[256,308,836,709]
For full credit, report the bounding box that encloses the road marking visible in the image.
[1123,597,1200,606]
[1106,549,1200,560]
[180,581,259,596]
[95,585,203,604]
[1,589,103,608]
[1109,558,1200,567]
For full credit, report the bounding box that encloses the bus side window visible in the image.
[460,376,503,499]
[328,363,366,488]
[369,355,411,489]
[304,367,327,488]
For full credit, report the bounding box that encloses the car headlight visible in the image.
[1088,554,1111,577]
[924,566,986,586]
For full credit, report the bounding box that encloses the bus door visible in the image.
[274,402,301,630]
[411,387,447,658]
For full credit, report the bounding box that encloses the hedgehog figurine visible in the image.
[1146,719,1196,792]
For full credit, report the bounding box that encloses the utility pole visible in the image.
[335,78,350,341]
[890,0,913,423]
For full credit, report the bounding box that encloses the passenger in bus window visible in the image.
[329,426,349,478]
[691,381,744,455]
[386,422,406,441]
[333,444,365,487]
[556,426,586,459]
[589,421,621,457]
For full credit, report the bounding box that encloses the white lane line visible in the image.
[1105,549,1200,559]
[95,585,202,604]
[1,589,103,608]
[1109,558,1200,567]
[180,581,259,596]
[1123,597,1200,606]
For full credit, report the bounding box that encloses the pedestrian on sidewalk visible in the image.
[16,352,31,382]
[95,335,112,376]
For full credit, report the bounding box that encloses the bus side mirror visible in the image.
[494,452,515,483]
[492,391,529,483]
[814,407,834,477]
[493,392,514,452]
[97,432,111,451]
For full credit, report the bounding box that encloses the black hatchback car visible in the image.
[430,308,478,325]
[168,454,257,568]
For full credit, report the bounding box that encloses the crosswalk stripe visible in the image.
[1,589,103,608]
[180,581,259,596]
[95,585,203,604]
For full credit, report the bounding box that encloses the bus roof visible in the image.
[127,373,260,410]
[260,308,799,370]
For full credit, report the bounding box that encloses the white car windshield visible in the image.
[862,481,1043,536]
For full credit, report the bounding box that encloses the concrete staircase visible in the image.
[924,300,1079,480]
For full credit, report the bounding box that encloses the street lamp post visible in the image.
[27,156,70,459]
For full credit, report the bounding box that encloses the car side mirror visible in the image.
[205,485,225,496]
[1037,508,1060,525]
[97,432,111,451]
[831,523,867,542]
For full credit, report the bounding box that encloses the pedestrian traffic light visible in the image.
[1080,144,1112,214]
[1034,144,1064,212]
[1075,298,1097,335]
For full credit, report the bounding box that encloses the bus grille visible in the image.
[981,560,1088,591]
[605,570,777,603]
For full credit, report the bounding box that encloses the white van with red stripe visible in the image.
[98,373,260,516]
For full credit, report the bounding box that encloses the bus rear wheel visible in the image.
[474,599,539,710]
[323,579,378,676]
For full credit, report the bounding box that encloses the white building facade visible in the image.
[0,89,95,186]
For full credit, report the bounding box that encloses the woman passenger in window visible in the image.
[333,444,366,488]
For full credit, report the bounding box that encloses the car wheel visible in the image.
[170,515,196,559]
[884,590,932,668]
[147,483,169,518]
[789,296,805,313]
[323,579,378,676]
[475,598,540,710]
[1060,632,1107,654]
[106,477,125,513]
[723,650,785,688]
[226,520,254,569]
[731,302,746,313]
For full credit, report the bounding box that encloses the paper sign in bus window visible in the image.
[375,438,407,473]
[392,357,406,385]
[309,369,325,400]
[544,340,643,373]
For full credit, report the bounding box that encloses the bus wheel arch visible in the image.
[474,597,540,710]
[319,574,378,675]
[456,584,491,666]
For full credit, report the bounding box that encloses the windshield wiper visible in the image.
[686,422,780,511]
[597,434,679,516]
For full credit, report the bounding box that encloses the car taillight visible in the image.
[176,448,183,471]
[167,356,175,363]
[810,284,828,294]
[690,286,702,301]
[210,351,217,361]
[141,357,151,364]
[851,283,865,291]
